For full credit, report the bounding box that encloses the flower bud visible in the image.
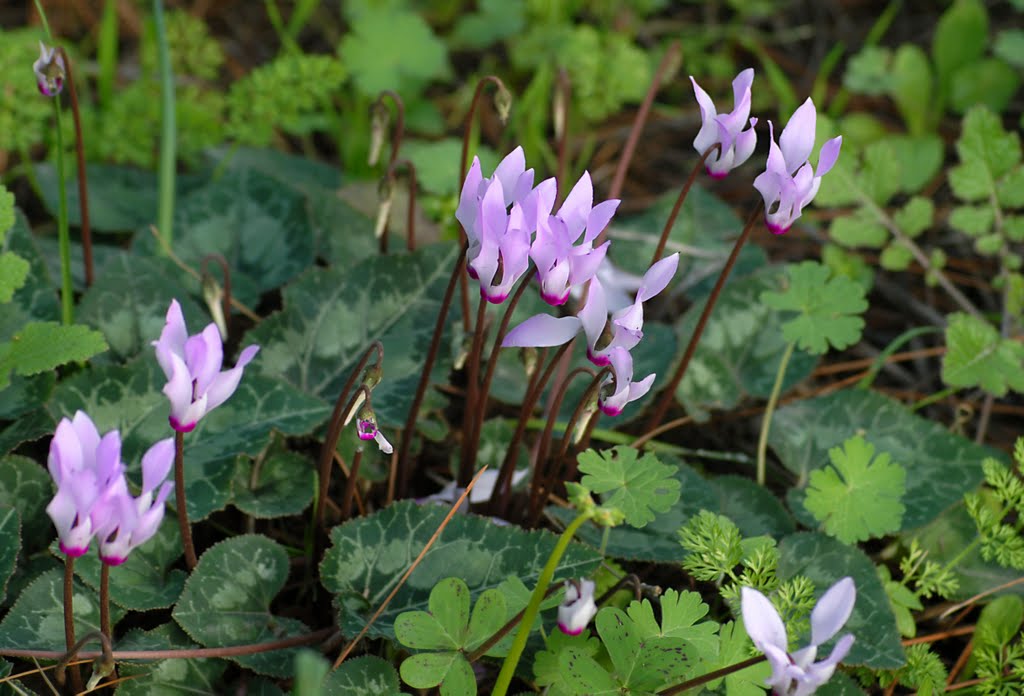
[33,42,65,97]
[557,579,597,636]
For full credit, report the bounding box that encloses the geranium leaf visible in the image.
[576,446,681,528]
[942,312,1024,396]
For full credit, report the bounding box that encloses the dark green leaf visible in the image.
[323,655,402,695]
[232,449,315,519]
[117,623,227,696]
[172,535,310,677]
[319,501,601,641]
[0,454,54,548]
[36,163,159,231]
[0,507,19,605]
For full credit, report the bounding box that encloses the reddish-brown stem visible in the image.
[556,369,608,465]
[384,159,418,252]
[315,385,373,529]
[397,242,469,497]
[57,47,93,287]
[173,431,198,570]
[458,294,490,487]
[658,655,766,695]
[8,627,335,662]
[651,143,721,265]
[462,267,538,485]
[55,631,113,689]
[458,75,510,334]
[62,557,84,693]
[493,340,573,517]
[529,366,596,524]
[644,203,764,432]
[99,563,112,640]
[338,448,363,521]
[373,90,405,167]
[604,41,681,206]
[554,68,571,206]
[200,253,232,334]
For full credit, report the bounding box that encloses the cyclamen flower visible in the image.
[691,68,758,178]
[33,41,65,97]
[741,577,856,696]
[599,346,655,417]
[92,438,175,565]
[356,410,394,454]
[530,172,616,306]
[753,98,842,235]
[153,299,259,433]
[456,147,536,283]
[557,578,598,635]
[469,177,534,303]
[46,412,126,556]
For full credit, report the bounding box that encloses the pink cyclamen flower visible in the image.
[46,412,126,556]
[558,578,598,635]
[691,68,758,178]
[598,346,655,417]
[356,410,393,454]
[470,177,535,303]
[741,577,856,696]
[153,299,259,433]
[92,438,175,565]
[530,172,616,306]
[456,147,536,284]
[33,41,65,97]
[753,98,842,235]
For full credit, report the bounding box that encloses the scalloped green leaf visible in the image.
[676,268,819,420]
[0,453,54,548]
[0,506,19,605]
[942,312,1024,396]
[324,655,403,695]
[319,501,601,641]
[244,242,459,426]
[778,532,904,668]
[76,254,206,360]
[595,605,695,691]
[116,623,227,695]
[0,321,108,390]
[49,359,329,521]
[172,535,310,677]
[0,252,28,303]
[1,210,58,331]
[770,388,994,530]
[0,567,125,649]
[577,447,680,528]
[65,521,185,611]
[232,449,315,519]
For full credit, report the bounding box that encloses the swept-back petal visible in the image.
[816,136,843,177]
[741,587,789,651]
[493,147,526,201]
[779,98,817,173]
[163,351,196,429]
[583,200,620,244]
[503,314,581,348]
[638,253,679,301]
[141,438,175,495]
[456,157,483,233]
[156,299,189,358]
[579,277,608,352]
[558,171,593,240]
[810,577,856,646]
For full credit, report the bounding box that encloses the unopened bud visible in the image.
[33,42,66,97]
[519,346,539,378]
[374,176,395,240]
[362,362,383,391]
[201,273,228,341]
[356,407,378,441]
[494,84,512,125]
[368,101,390,167]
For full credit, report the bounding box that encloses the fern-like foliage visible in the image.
[966,441,1024,570]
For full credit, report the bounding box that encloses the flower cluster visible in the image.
[46,411,174,565]
[742,577,857,696]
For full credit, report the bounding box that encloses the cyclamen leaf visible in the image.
[942,312,1024,396]
[323,655,402,696]
[0,321,108,390]
[804,435,907,544]
[761,261,868,354]
[576,446,681,528]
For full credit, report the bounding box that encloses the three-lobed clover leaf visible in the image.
[804,435,907,544]
[576,446,680,528]
[942,312,1024,396]
[395,577,506,696]
[761,261,868,355]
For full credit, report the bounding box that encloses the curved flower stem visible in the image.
[529,367,596,524]
[491,510,593,696]
[51,98,74,325]
[658,655,766,695]
[315,385,374,530]
[556,368,609,466]
[462,267,538,484]
[61,557,84,693]
[457,75,510,333]
[467,583,562,663]
[397,243,468,496]
[200,254,232,338]
[604,41,681,204]
[55,631,114,689]
[756,341,795,486]
[174,431,198,570]
[493,341,572,517]
[338,448,363,521]
[153,0,176,251]
[645,203,763,432]
[386,159,418,252]
[57,47,93,287]
[650,143,721,266]
[457,295,490,487]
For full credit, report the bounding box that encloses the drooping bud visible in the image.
[368,99,390,167]
[33,42,66,97]
[519,346,539,378]
[374,175,395,241]
[201,272,228,341]
[362,362,383,392]
[356,406,378,441]
[494,83,513,125]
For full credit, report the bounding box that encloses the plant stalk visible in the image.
[491,511,592,696]
[153,0,176,250]
[52,98,73,325]
[658,655,766,695]
[650,143,720,265]
[62,557,84,693]
[57,47,93,287]
[174,431,198,569]
[756,341,795,486]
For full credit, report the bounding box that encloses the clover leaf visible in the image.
[761,261,868,354]
[804,435,907,544]
[576,447,680,528]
